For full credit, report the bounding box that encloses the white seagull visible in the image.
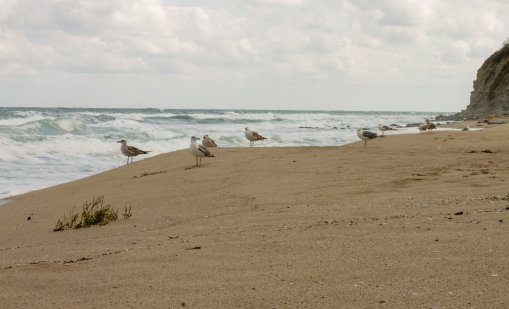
[202,134,218,147]
[244,127,267,147]
[378,124,391,136]
[189,136,215,166]
[117,140,151,165]
[357,128,379,147]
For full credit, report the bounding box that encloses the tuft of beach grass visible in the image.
[54,196,130,232]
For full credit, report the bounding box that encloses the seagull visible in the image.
[117,140,150,165]
[418,123,427,133]
[425,119,437,134]
[245,127,267,147]
[189,136,215,166]
[202,134,218,147]
[378,124,391,136]
[357,128,379,147]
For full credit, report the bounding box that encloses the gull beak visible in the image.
[116,140,122,143]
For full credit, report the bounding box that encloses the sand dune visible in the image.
[1,122,509,308]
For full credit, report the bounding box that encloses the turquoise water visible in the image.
[0,107,446,199]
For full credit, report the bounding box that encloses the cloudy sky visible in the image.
[0,0,508,111]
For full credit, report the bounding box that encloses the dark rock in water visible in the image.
[406,123,421,127]
[434,114,453,121]
[390,124,402,128]
[450,44,509,120]
[486,119,506,124]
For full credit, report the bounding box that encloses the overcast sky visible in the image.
[0,0,508,111]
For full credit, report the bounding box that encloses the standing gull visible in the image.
[357,128,379,147]
[202,134,218,147]
[418,123,427,133]
[378,124,391,136]
[245,127,267,147]
[189,136,215,166]
[117,140,151,165]
[425,119,437,134]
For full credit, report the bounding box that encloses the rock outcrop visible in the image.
[454,44,509,119]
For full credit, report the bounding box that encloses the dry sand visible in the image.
[1,122,509,308]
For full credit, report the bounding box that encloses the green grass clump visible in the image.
[54,196,130,232]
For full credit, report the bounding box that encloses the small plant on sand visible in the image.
[53,209,79,231]
[53,196,131,231]
[75,196,118,228]
[122,205,132,219]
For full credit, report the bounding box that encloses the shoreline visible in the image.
[0,108,450,201]
[1,120,470,201]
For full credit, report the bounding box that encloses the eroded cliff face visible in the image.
[456,45,509,119]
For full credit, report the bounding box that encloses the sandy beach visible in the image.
[1,122,509,308]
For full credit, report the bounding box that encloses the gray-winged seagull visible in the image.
[357,128,379,147]
[202,134,218,147]
[189,136,215,166]
[117,139,151,165]
[378,124,391,136]
[245,127,267,147]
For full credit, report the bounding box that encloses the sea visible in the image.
[0,107,448,200]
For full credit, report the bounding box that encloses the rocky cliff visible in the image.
[455,44,509,119]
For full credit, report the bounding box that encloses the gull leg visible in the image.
[126,157,129,165]
[364,140,367,147]
[195,157,198,166]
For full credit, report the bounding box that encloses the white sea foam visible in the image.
[0,115,48,126]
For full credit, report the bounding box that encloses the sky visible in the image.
[0,0,508,112]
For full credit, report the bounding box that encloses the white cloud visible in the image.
[0,0,508,110]
[246,0,310,6]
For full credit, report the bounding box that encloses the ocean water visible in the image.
[0,107,446,199]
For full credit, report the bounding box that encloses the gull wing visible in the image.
[198,144,214,157]
[127,145,150,155]
[252,131,266,140]
[362,131,378,139]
